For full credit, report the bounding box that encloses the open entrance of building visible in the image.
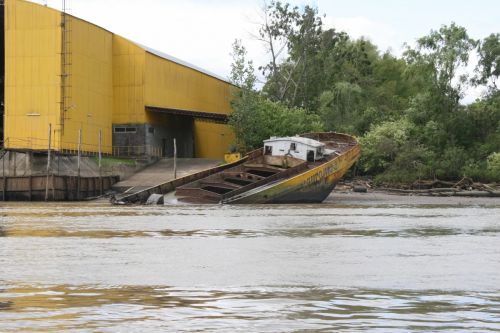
[156,114,194,158]
[145,106,229,159]
[145,110,194,158]
[1,2,5,146]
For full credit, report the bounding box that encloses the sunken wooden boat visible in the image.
[175,132,360,204]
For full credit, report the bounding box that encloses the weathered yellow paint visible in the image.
[60,15,113,153]
[4,0,61,150]
[224,152,241,164]
[112,35,146,125]
[194,120,235,159]
[144,53,233,115]
[4,0,236,158]
[226,134,361,204]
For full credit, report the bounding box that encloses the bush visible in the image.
[487,152,500,180]
[229,92,323,150]
[359,118,414,174]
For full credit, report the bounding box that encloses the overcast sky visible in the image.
[30,0,500,102]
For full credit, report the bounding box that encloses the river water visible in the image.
[0,200,499,332]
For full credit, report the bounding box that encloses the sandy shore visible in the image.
[325,190,500,206]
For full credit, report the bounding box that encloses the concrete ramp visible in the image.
[113,158,221,194]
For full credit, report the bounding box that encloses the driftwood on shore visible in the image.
[378,187,500,197]
[340,177,500,198]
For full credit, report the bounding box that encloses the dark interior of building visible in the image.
[158,114,194,158]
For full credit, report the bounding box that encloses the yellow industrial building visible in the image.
[1,0,236,159]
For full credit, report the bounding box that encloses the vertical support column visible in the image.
[45,123,52,201]
[77,128,82,200]
[2,152,6,201]
[173,138,177,179]
[12,152,17,177]
[29,175,32,201]
[98,129,103,195]
[25,151,32,176]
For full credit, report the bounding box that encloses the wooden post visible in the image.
[29,175,32,201]
[98,129,103,195]
[52,173,55,200]
[173,138,177,179]
[12,152,16,177]
[45,123,52,201]
[77,128,82,200]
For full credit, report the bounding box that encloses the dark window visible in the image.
[290,143,296,151]
[114,127,137,133]
[264,145,273,155]
[307,150,315,162]
[148,127,155,134]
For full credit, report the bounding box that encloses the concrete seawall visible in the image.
[1,174,119,201]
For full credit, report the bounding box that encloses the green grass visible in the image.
[93,156,137,167]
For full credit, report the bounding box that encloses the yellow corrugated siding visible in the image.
[144,53,232,115]
[4,0,62,150]
[60,16,113,153]
[4,0,235,158]
[112,35,146,124]
[194,120,235,159]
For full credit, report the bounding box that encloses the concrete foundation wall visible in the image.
[0,151,153,181]
[112,124,147,156]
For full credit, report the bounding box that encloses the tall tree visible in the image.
[476,33,500,91]
[404,23,477,114]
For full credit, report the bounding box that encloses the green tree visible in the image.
[404,23,478,114]
[228,38,322,150]
[476,33,500,91]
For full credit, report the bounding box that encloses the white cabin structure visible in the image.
[263,136,326,162]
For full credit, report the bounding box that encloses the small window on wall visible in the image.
[264,146,273,155]
[148,127,155,135]
[114,127,137,133]
[290,143,297,151]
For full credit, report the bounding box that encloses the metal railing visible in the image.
[2,137,164,158]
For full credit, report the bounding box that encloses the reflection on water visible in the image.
[1,202,499,332]
[1,284,499,332]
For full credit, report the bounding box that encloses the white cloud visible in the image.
[325,16,403,55]
[26,1,491,103]
[31,0,266,81]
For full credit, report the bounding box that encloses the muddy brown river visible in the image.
[0,199,499,332]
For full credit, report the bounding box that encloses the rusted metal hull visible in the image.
[223,140,360,204]
[175,132,360,204]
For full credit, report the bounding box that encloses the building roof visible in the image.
[26,0,232,85]
[139,44,231,84]
[263,136,324,148]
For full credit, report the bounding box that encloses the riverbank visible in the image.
[327,189,500,206]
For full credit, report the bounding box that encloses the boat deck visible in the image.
[175,155,308,204]
[175,133,359,204]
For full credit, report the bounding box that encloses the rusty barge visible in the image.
[114,132,360,205]
[176,132,360,204]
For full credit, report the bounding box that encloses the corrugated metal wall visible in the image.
[144,52,232,115]
[112,35,146,125]
[61,15,113,153]
[194,120,235,159]
[4,0,61,150]
[4,0,235,158]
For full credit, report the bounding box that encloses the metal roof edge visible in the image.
[136,43,233,85]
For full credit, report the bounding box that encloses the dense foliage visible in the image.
[228,1,500,183]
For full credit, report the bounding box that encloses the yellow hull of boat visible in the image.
[224,138,360,204]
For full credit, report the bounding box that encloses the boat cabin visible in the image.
[263,136,325,162]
